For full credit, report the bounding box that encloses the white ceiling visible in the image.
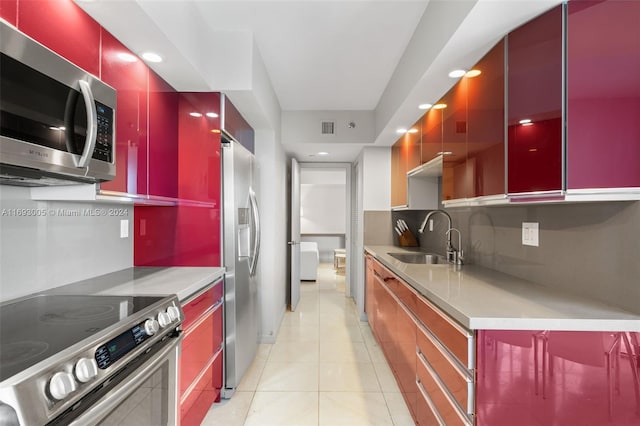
[75,0,562,162]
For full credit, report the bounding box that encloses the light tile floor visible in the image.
[201,263,413,426]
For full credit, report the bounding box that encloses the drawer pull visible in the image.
[417,351,473,426]
[416,377,446,426]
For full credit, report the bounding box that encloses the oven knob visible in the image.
[167,306,180,322]
[157,311,171,328]
[48,372,77,400]
[144,318,159,336]
[74,358,98,383]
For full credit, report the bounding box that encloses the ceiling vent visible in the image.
[321,121,335,135]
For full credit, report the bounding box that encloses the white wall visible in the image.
[361,147,391,210]
[254,129,288,343]
[353,146,391,320]
[300,184,346,234]
[0,186,133,302]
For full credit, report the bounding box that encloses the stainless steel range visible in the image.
[0,294,183,425]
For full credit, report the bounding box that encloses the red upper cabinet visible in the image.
[99,30,148,196]
[566,0,640,191]
[17,0,100,76]
[441,79,471,201]
[507,5,563,195]
[148,71,179,198]
[467,39,505,198]
[421,105,443,164]
[178,93,221,203]
[0,0,17,25]
[222,95,254,153]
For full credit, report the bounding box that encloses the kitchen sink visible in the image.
[387,252,446,264]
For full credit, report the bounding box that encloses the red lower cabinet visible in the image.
[179,280,224,426]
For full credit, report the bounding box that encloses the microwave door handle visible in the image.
[76,80,98,168]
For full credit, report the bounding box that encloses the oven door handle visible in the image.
[68,337,180,426]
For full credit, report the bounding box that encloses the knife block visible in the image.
[398,230,418,247]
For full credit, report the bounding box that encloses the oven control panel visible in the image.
[94,306,180,370]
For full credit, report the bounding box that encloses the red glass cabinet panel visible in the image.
[99,30,148,195]
[421,105,443,164]
[365,256,376,331]
[177,93,221,203]
[395,295,417,418]
[441,79,471,201]
[17,0,100,76]
[566,0,640,189]
[222,95,254,153]
[390,138,408,207]
[148,71,179,198]
[180,350,223,426]
[0,0,17,25]
[476,329,640,426]
[407,117,422,172]
[180,308,217,396]
[507,5,563,194]
[467,39,505,197]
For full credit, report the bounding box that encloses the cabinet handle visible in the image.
[417,351,473,426]
[416,377,446,426]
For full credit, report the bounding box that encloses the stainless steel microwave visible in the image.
[0,20,116,186]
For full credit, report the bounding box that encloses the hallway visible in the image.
[201,263,413,425]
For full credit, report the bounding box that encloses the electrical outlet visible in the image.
[120,220,129,238]
[522,222,539,246]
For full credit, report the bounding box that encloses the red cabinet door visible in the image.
[566,0,640,190]
[441,80,471,201]
[148,71,179,198]
[17,0,100,76]
[507,5,563,195]
[421,105,443,164]
[177,93,221,203]
[99,30,148,195]
[0,0,17,25]
[467,39,505,198]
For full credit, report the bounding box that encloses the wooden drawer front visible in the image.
[180,305,222,396]
[417,378,443,426]
[416,352,470,426]
[182,279,222,329]
[180,348,223,426]
[415,294,469,367]
[417,325,471,412]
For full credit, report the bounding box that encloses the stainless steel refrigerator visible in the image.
[221,133,260,397]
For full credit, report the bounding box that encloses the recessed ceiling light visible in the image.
[407,128,419,134]
[396,128,408,134]
[465,69,482,78]
[210,129,221,133]
[206,112,219,118]
[189,112,203,118]
[141,52,162,63]
[432,103,447,110]
[519,118,532,125]
[418,103,433,110]
[117,52,138,63]
[317,152,329,156]
[448,69,466,78]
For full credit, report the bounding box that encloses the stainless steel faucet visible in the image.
[419,210,463,264]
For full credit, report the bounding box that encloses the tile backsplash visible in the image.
[378,201,640,314]
[0,186,133,302]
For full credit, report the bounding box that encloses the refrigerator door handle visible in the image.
[249,188,260,276]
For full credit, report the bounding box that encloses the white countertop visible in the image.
[365,246,640,332]
[48,267,225,302]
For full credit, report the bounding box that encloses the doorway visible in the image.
[289,162,353,310]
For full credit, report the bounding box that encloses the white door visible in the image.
[289,157,301,311]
